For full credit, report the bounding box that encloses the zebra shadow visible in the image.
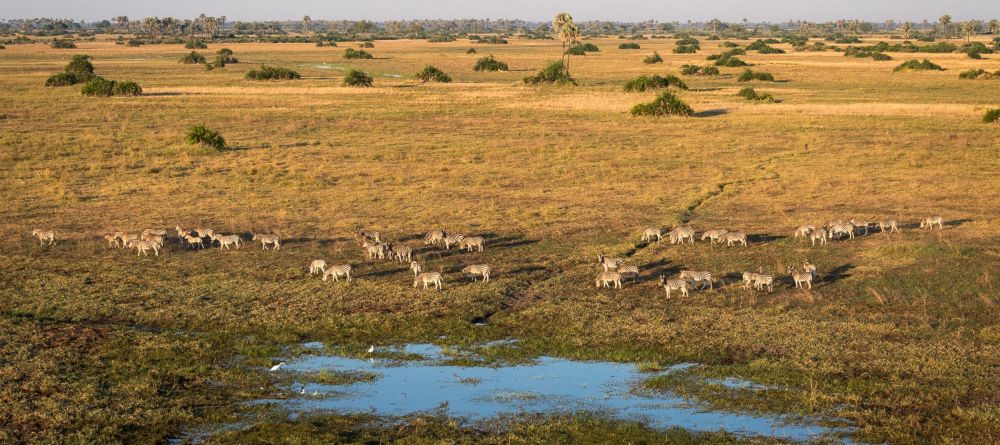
[822,263,855,284]
[489,235,540,250]
[506,265,550,276]
[749,234,785,244]
[945,218,973,228]
[357,263,409,278]
[398,233,426,242]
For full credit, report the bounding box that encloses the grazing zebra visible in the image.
[850,219,873,236]
[323,264,352,283]
[597,254,623,271]
[659,275,690,298]
[413,272,443,290]
[104,234,120,248]
[679,270,713,290]
[753,273,774,292]
[742,271,762,290]
[595,271,623,289]
[788,266,813,290]
[462,264,491,282]
[443,234,465,250]
[920,216,944,230]
[362,240,386,260]
[618,264,640,283]
[31,229,55,246]
[721,231,748,247]
[410,261,422,277]
[810,228,828,246]
[356,227,381,243]
[878,220,899,234]
[802,260,817,281]
[793,225,815,239]
[211,234,242,250]
[458,236,485,252]
[641,227,663,242]
[424,230,447,246]
[828,223,855,240]
[142,228,167,237]
[133,239,160,256]
[309,259,327,275]
[182,234,205,250]
[701,229,728,244]
[391,244,413,263]
[252,233,281,250]
[669,226,696,245]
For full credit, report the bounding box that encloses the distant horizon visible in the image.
[2,0,998,24]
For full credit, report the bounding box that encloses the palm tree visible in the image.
[114,16,129,34]
[553,12,572,53]
[901,22,913,40]
[302,15,312,33]
[553,12,575,74]
[961,21,980,43]
[989,19,999,35]
[938,15,952,37]
[559,22,580,76]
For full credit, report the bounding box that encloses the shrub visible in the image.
[872,52,893,61]
[50,39,77,49]
[702,66,720,75]
[45,72,83,87]
[466,48,477,54]
[428,35,455,43]
[578,43,600,52]
[344,48,374,59]
[737,69,775,82]
[676,37,700,47]
[672,45,697,54]
[473,55,508,71]
[681,64,719,76]
[959,69,1000,80]
[179,51,206,64]
[746,40,785,53]
[715,54,749,67]
[245,65,301,80]
[360,41,374,48]
[737,87,775,102]
[966,51,983,59]
[184,40,207,49]
[80,77,141,97]
[216,48,238,63]
[343,69,373,87]
[619,43,641,49]
[630,91,693,116]
[415,65,451,83]
[523,61,576,86]
[112,80,142,96]
[643,52,663,64]
[894,59,944,72]
[984,109,1000,124]
[721,41,740,48]
[623,74,687,92]
[186,125,226,150]
[65,55,95,77]
[126,39,143,47]
[565,45,587,56]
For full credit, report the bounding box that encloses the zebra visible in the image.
[669,226,696,245]
[753,272,774,292]
[850,219,873,236]
[323,264,352,283]
[721,231,748,247]
[133,239,160,256]
[252,233,281,250]
[142,228,167,237]
[462,264,491,282]
[413,272,443,290]
[182,234,205,249]
[31,229,55,246]
[595,271,623,289]
[211,234,242,250]
[679,270,713,290]
[458,236,486,252]
[641,227,663,242]
[793,225,815,239]
[104,234,120,249]
[658,275,690,298]
[828,223,855,240]
[802,260,817,281]
[700,229,728,244]
[410,261,422,277]
[878,220,899,234]
[810,228,828,246]
[788,266,813,289]
[618,264,640,283]
[309,259,327,275]
[391,244,413,263]
[920,216,944,230]
[194,228,214,239]
[362,240,386,260]
[597,254,623,271]
[356,227,381,243]
[443,234,465,250]
[142,233,165,247]
[424,230,447,246]
[742,271,762,290]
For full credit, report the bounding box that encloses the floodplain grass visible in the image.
[0,35,999,445]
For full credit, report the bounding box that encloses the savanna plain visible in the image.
[1,35,999,444]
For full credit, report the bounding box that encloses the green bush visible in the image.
[715,54,749,67]
[415,65,451,83]
[245,65,301,80]
[643,52,663,64]
[721,41,740,48]
[959,69,1000,80]
[984,109,1000,124]
[112,80,142,96]
[428,35,456,43]
[45,72,83,87]
[737,86,775,102]
[184,40,207,49]
[737,69,775,82]
[746,40,785,53]
[523,61,576,86]
[565,45,587,56]
[216,48,238,63]
[630,90,693,116]
[672,45,697,54]
[179,51,206,64]
[623,74,687,92]
[343,69,373,87]
[676,37,700,47]
[50,39,77,49]
[186,125,226,150]
[579,43,600,52]
[65,55,95,77]
[360,41,374,48]
[619,43,641,49]
[894,59,944,72]
[126,39,143,47]
[80,77,141,97]
[680,64,719,76]
[872,52,893,61]
[473,55,508,71]
[344,48,374,59]
[466,48,477,54]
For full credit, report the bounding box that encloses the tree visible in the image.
[990,19,999,35]
[302,15,312,33]
[939,15,952,36]
[901,22,913,39]
[114,16,129,34]
[553,13,579,77]
[553,12,572,55]
[961,21,981,43]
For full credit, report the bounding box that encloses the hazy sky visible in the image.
[4,0,999,23]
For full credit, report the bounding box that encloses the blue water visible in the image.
[266,343,848,442]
